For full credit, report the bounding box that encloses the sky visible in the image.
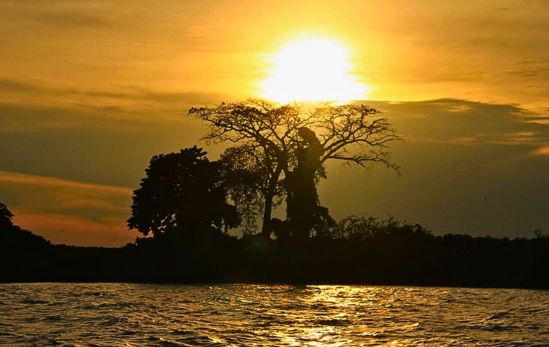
[0,0,548,246]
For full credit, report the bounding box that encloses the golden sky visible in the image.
[0,0,548,245]
[2,0,549,111]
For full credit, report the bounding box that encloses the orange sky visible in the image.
[0,0,548,245]
[2,1,549,112]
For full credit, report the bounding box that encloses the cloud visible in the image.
[506,66,549,79]
[524,116,549,125]
[27,9,114,29]
[185,25,210,41]
[0,77,224,114]
[531,146,549,157]
[0,78,42,92]
[0,170,138,246]
[368,99,549,148]
[0,170,130,194]
[14,212,137,247]
[0,103,209,189]
[0,1,117,29]
[0,170,131,221]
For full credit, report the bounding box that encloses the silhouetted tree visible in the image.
[128,146,240,239]
[189,100,399,238]
[0,202,14,230]
[190,100,305,236]
[284,127,335,239]
[219,145,284,235]
[0,202,50,249]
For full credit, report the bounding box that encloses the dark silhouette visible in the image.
[189,101,400,238]
[0,202,50,248]
[1,103,547,289]
[1,202,52,282]
[0,199,548,288]
[190,100,305,237]
[219,145,281,235]
[127,146,240,239]
[0,202,14,225]
[285,127,334,239]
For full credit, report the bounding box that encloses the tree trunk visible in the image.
[261,164,284,238]
[261,193,274,238]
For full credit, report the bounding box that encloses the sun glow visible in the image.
[261,37,368,103]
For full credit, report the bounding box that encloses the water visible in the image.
[0,284,547,346]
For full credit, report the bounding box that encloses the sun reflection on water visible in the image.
[0,283,547,346]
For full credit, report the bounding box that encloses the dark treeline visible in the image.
[1,202,548,289]
[1,101,548,288]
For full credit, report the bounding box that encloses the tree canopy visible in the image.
[189,100,400,238]
[218,145,280,235]
[127,146,240,238]
[0,202,14,229]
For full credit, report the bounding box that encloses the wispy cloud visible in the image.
[371,99,549,149]
[15,212,136,247]
[1,1,119,29]
[531,146,549,157]
[0,78,224,113]
[0,170,131,194]
[0,170,137,246]
[0,78,42,92]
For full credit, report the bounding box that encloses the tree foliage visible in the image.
[219,145,283,235]
[0,202,50,248]
[330,215,432,241]
[128,146,240,237]
[190,100,306,235]
[189,100,400,238]
[0,202,14,229]
[313,104,400,170]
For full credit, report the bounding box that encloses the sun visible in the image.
[260,37,369,103]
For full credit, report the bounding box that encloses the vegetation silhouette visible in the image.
[128,146,239,241]
[0,101,548,288]
[0,198,549,289]
[0,202,13,229]
[284,127,334,239]
[0,200,548,288]
[189,100,400,237]
[0,202,49,248]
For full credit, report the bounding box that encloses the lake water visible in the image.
[0,283,547,346]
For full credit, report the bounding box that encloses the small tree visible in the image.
[128,146,240,238]
[0,202,14,230]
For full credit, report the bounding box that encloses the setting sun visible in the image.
[261,37,368,103]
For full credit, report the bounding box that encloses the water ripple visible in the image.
[0,283,547,346]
